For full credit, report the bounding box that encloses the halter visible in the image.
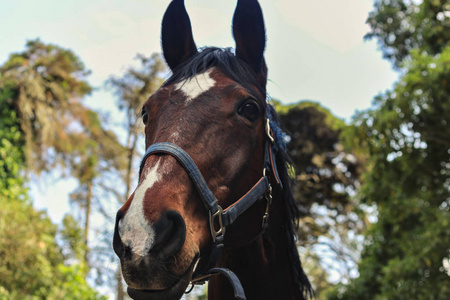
[138,116,281,300]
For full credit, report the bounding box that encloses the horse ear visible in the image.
[232,0,266,73]
[161,0,198,70]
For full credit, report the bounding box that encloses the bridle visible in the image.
[138,113,281,300]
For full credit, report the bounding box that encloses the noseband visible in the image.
[138,115,281,300]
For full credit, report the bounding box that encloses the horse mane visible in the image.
[267,105,314,299]
[163,46,312,298]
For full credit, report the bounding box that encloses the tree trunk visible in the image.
[84,180,93,276]
[116,124,139,300]
[116,264,124,300]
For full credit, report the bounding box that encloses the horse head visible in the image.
[113,1,311,299]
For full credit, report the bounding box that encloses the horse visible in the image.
[113,0,312,299]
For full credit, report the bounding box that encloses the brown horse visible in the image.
[113,0,312,299]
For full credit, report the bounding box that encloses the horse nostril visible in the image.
[113,210,125,257]
[152,210,186,260]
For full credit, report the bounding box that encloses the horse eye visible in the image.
[238,101,260,122]
[141,108,149,125]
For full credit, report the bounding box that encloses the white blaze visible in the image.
[175,69,216,103]
[119,160,162,257]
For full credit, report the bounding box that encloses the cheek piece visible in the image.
[138,107,285,300]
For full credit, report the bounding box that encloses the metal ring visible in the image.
[209,206,225,243]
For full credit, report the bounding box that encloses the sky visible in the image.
[1,0,398,230]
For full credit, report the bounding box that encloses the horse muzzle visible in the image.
[126,258,198,300]
[113,210,196,299]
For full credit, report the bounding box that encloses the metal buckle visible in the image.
[209,206,225,243]
[265,119,275,144]
[186,273,214,294]
[262,184,272,228]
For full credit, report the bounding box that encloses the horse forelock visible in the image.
[163,47,267,107]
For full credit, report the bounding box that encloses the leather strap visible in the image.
[139,143,219,214]
[207,268,246,300]
[222,177,270,226]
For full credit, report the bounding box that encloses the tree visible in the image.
[107,53,166,198]
[106,52,166,299]
[330,1,450,298]
[0,84,26,200]
[365,0,450,69]
[274,101,366,297]
[0,81,104,299]
[1,39,130,287]
[332,47,450,300]
[0,39,92,174]
[67,108,127,277]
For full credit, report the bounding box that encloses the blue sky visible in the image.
[1,0,398,224]
[1,0,398,118]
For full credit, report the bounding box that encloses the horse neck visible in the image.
[208,188,304,300]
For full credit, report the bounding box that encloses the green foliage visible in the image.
[0,85,26,200]
[274,100,366,296]
[273,100,346,131]
[0,40,105,299]
[276,100,365,243]
[0,196,105,299]
[366,0,450,68]
[333,1,450,296]
[2,39,129,289]
[0,192,61,297]
[0,38,93,173]
[60,214,88,264]
[47,264,107,300]
[333,46,450,300]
